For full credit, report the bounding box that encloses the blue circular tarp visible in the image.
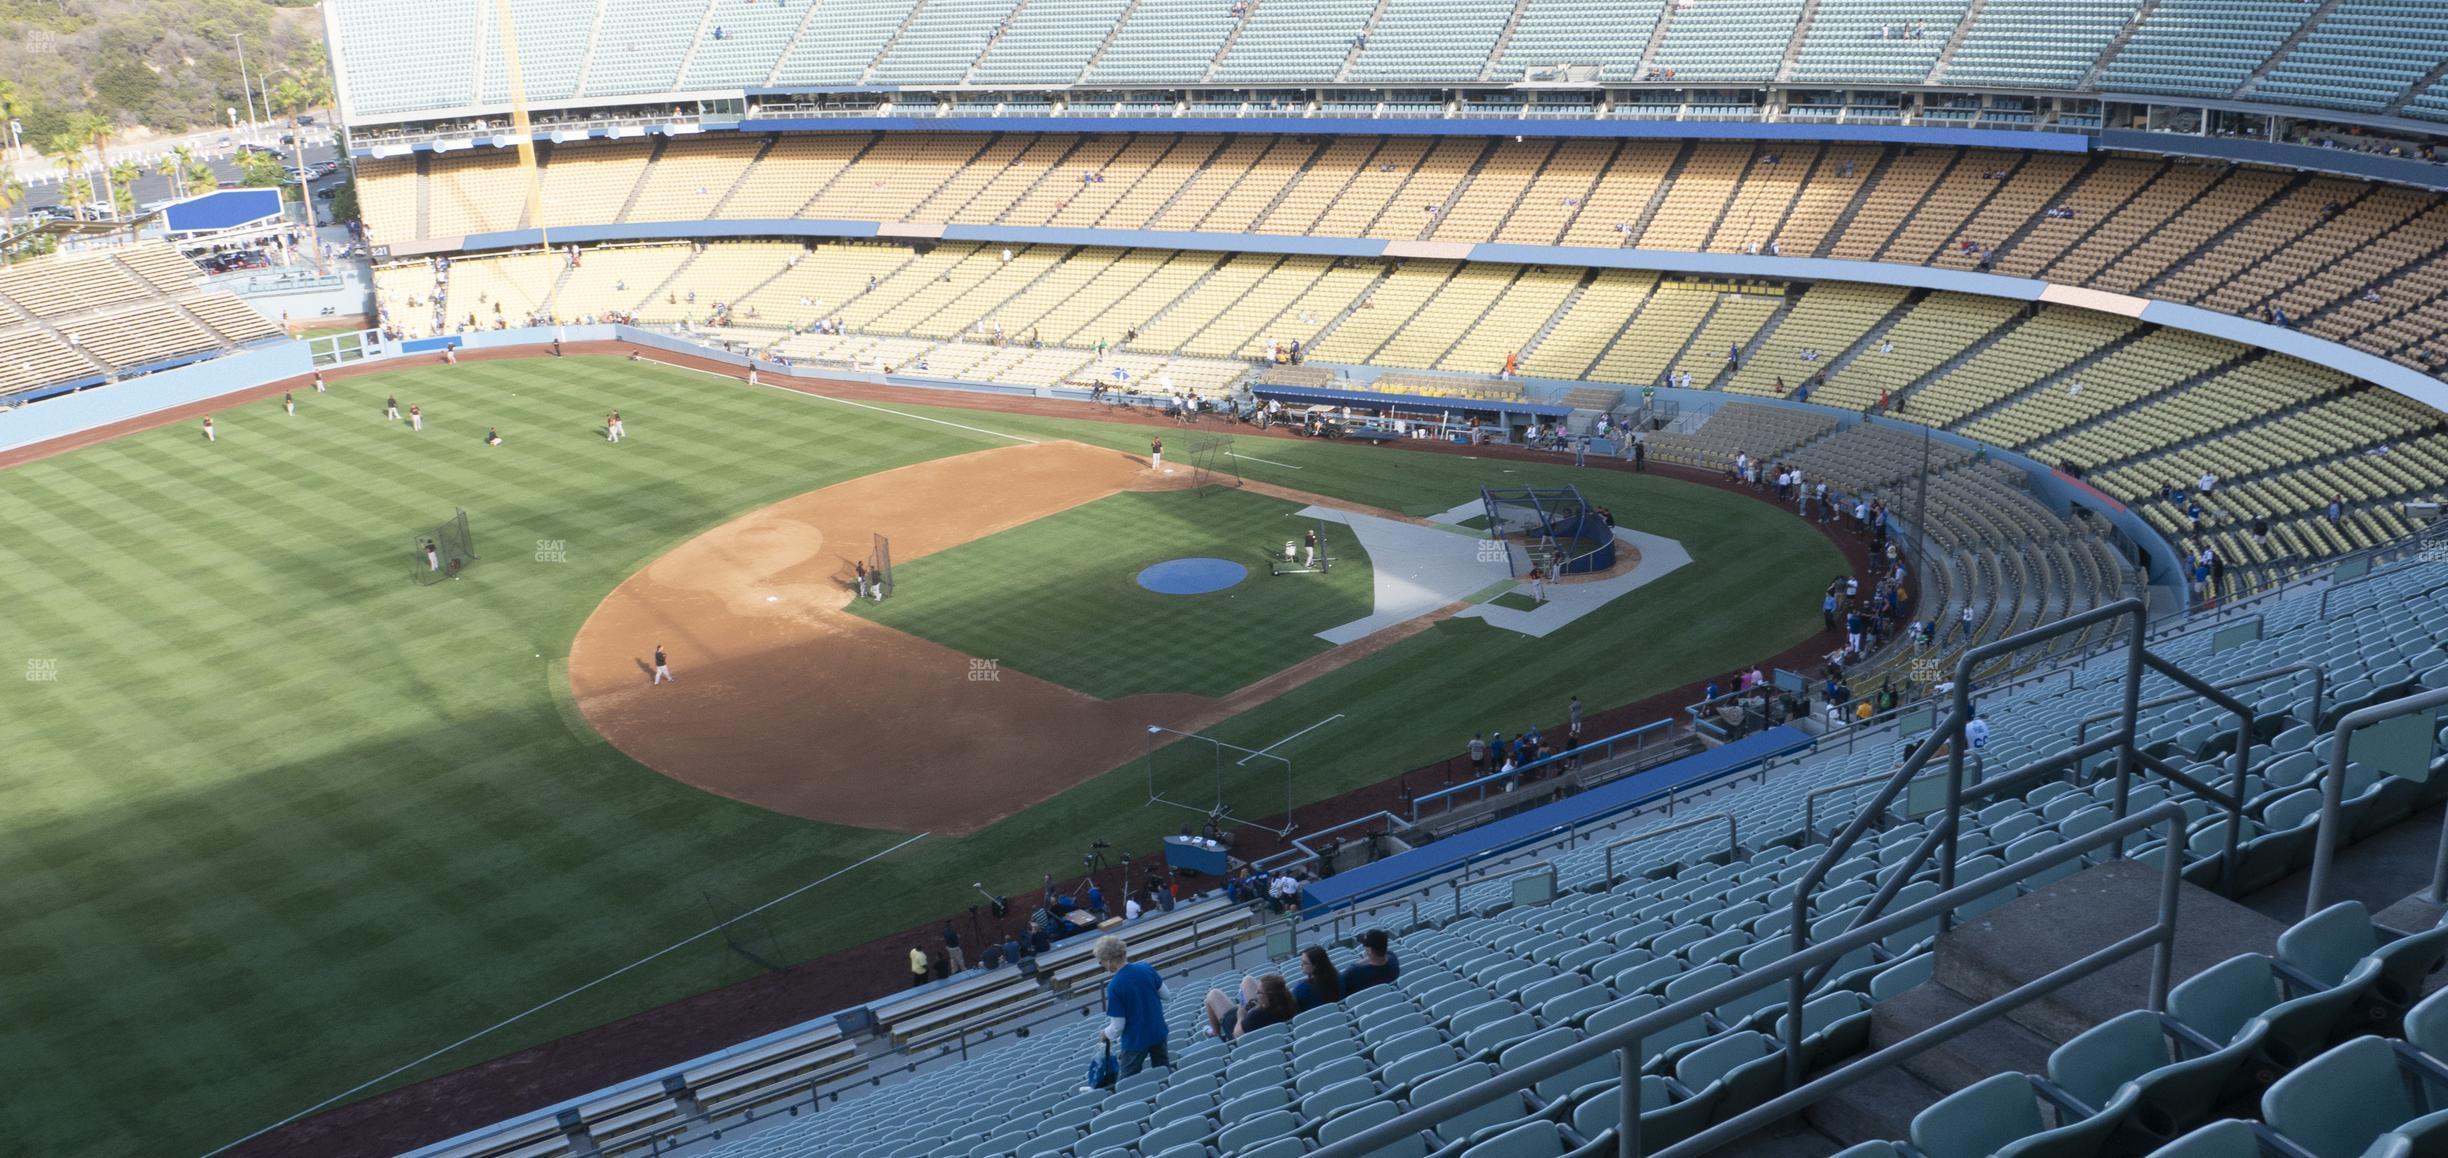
[1137,557,1248,595]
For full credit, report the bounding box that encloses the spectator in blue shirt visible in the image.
[1338,929,1401,996]
[1087,883,1106,918]
[1096,935,1170,1075]
[1003,931,1023,966]
[1289,945,1344,1011]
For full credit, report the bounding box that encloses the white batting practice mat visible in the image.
[1455,529,1692,639]
[1305,508,1691,644]
[1303,507,1511,645]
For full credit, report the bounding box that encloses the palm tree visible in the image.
[156,151,186,200]
[45,135,84,216]
[0,165,25,265]
[181,146,214,200]
[70,113,115,222]
[109,160,139,217]
[0,79,22,164]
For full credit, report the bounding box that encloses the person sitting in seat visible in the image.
[1290,945,1345,1011]
[1203,973,1295,1041]
[1338,929,1402,995]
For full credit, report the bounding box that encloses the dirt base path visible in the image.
[570,439,1216,834]
[569,438,1463,835]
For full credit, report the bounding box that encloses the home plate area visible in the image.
[1305,504,1689,644]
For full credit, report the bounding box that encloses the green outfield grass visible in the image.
[0,358,1841,1156]
[849,488,1377,698]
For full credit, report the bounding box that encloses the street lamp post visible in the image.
[289,117,324,275]
[235,35,261,142]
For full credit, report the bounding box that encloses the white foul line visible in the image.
[1239,713,1345,765]
[639,358,1038,445]
[205,829,931,1157]
[1227,451,1301,470]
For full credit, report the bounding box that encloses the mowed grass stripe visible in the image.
[853,488,1377,698]
[0,361,1842,1156]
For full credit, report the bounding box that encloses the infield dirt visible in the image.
[569,438,1445,833]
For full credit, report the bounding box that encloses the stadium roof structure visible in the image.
[161,189,287,239]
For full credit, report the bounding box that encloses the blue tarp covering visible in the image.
[163,189,283,234]
[1300,726,1813,911]
[1252,382,1575,418]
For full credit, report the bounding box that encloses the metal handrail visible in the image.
[1602,813,1738,885]
[1307,802,2190,1158]
[1410,719,1674,820]
[2070,662,2324,756]
[2306,686,2448,917]
[1776,597,2154,1086]
[1803,773,1897,840]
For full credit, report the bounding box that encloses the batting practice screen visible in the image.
[1479,485,1617,576]
[870,533,894,600]
[1143,727,1295,838]
[410,509,478,586]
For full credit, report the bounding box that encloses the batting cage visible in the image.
[410,509,478,585]
[1269,517,1336,576]
[868,533,894,601]
[1143,725,1295,838]
[1187,433,1243,494]
[1480,485,1617,576]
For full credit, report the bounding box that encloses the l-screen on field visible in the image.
[0,355,1840,1156]
[851,488,1377,698]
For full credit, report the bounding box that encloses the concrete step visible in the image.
[1933,858,2289,1044]
[1697,1118,1847,1158]
[1872,981,2057,1095]
[1805,1060,1947,1146]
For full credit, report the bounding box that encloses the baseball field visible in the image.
[0,354,1842,1155]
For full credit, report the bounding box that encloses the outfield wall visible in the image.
[0,344,315,455]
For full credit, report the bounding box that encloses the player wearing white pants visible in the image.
[202,417,215,442]
[1150,435,1163,470]
[1303,529,1318,569]
[409,405,423,432]
[652,644,675,685]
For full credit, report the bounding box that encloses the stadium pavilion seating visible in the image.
[550,548,2448,1158]
[0,244,280,400]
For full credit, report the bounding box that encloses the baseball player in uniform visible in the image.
[1151,436,1163,470]
[386,395,400,421]
[312,372,326,393]
[652,644,675,685]
[1303,529,1318,569]
[201,416,215,442]
[283,392,295,416]
[855,559,870,599]
[424,540,441,573]
[409,405,423,432]
[606,410,625,443]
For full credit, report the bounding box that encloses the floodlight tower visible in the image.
[492,0,553,319]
